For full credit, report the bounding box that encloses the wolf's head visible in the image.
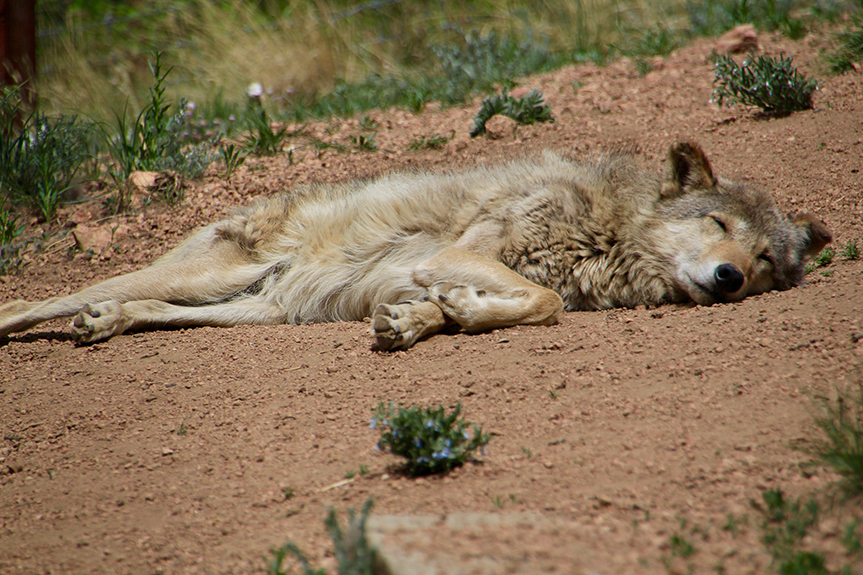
[656,142,832,306]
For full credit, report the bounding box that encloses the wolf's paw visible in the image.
[70,301,128,343]
[372,302,424,351]
[428,282,488,326]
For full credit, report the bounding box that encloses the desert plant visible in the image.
[712,53,819,114]
[1,86,96,222]
[266,499,376,575]
[826,16,863,73]
[371,402,490,475]
[757,488,826,574]
[470,89,554,137]
[349,133,378,152]
[840,239,860,260]
[409,131,455,150]
[220,143,247,178]
[243,106,291,155]
[809,386,863,497]
[103,52,217,187]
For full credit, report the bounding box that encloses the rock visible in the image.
[716,25,759,54]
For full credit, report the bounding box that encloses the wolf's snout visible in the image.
[714,264,744,294]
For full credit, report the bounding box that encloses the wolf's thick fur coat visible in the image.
[0,142,831,350]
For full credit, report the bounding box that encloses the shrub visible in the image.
[1,86,96,222]
[712,53,818,115]
[470,89,554,137]
[371,402,490,475]
[103,52,217,189]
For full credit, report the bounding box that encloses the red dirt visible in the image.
[2,31,863,575]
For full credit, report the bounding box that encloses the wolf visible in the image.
[0,141,831,350]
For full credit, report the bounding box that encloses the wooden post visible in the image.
[0,0,37,108]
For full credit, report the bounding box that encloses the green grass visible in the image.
[371,402,490,476]
[839,239,860,260]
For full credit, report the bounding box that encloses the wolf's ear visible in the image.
[661,141,718,198]
[791,213,833,258]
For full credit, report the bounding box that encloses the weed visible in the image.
[267,499,375,575]
[722,513,749,536]
[712,53,819,115]
[549,390,558,399]
[757,488,825,573]
[1,86,96,222]
[826,16,863,74]
[243,106,291,155]
[491,495,504,508]
[521,446,532,458]
[345,469,356,479]
[103,53,216,194]
[325,499,376,575]
[349,133,378,152]
[408,132,454,150]
[358,465,369,477]
[688,0,806,39]
[470,89,554,138]
[842,520,862,555]
[670,533,696,558]
[0,201,24,246]
[282,487,295,500]
[809,386,863,497]
[220,144,247,178]
[618,23,679,58]
[176,422,188,436]
[358,116,379,131]
[371,402,490,476]
[814,246,835,267]
[839,240,860,261]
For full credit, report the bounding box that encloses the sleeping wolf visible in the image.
[0,141,831,350]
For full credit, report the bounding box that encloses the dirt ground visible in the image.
[2,29,863,575]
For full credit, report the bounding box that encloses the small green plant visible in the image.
[371,402,490,476]
[670,533,696,558]
[282,487,295,500]
[408,131,455,150]
[1,86,96,222]
[757,488,825,573]
[712,53,819,115]
[176,422,188,436]
[826,16,863,74]
[220,144,248,178]
[243,107,291,155]
[345,469,356,479]
[840,240,860,261]
[267,499,376,575]
[0,201,23,246]
[809,386,863,497]
[470,89,554,137]
[349,133,378,152]
[103,52,216,200]
[358,116,379,131]
[358,465,369,476]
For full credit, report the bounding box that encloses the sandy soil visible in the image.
[2,30,863,575]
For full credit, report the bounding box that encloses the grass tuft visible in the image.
[712,53,819,115]
[826,16,863,74]
[809,386,863,497]
[470,89,554,137]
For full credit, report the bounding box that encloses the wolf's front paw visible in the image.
[71,301,128,343]
[372,302,423,351]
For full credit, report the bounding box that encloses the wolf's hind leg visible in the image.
[372,300,450,351]
[70,298,287,343]
[414,248,564,333]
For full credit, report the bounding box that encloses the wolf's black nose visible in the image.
[715,264,744,294]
